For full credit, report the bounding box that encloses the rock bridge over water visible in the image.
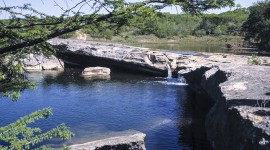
[48,38,181,76]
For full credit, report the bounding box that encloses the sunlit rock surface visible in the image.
[48,38,184,76]
[80,66,110,79]
[70,133,146,150]
[178,53,270,150]
[23,53,64,71]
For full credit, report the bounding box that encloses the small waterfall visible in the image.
[163,64,187,86]
[167,64,172,79]
[178,75,187,84]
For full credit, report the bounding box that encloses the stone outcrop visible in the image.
[46,38,270,149]
[70,133,146,150]
[81,66,110,79]
[23,53,64,71]
[178,53,270,150]
[48,38,183,76]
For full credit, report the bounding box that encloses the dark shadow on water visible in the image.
[176,87,213,150]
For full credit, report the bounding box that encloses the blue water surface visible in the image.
[0,70,210,150]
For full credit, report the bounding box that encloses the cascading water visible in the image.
[161,64,187,86]
[178,75,187,84]
[167,64,172,79]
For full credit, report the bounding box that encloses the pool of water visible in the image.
[139,42,226,53]
[128,42,257,55]
[0,70,211,150]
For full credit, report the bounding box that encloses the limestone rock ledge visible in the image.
[23,53,64,71]
[178,56,270,150]
[48,38,183,76]
[70,133,146,150]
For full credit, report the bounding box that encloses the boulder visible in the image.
[70,133,146,150]
[81,67,110,79]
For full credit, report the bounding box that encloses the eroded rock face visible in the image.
[48,38,183,76]
[81,67,110,79]
[23,54,64,71]
[70,133,146,150]
[178,55,270,150]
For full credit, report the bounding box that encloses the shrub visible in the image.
[249,55,261,65]
[193,29,207,37]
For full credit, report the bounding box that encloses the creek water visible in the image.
[0,70,211,150]
[132,41,256,55]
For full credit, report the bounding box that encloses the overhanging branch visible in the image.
[0,13,114,55]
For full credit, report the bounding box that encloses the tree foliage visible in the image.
[85,8,248,39]
[0,108,74,150]
[192,8,249,36]
[158,0,235,14]
[242,0,270,51]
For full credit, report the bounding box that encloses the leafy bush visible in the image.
[58,32,76,39]
[249,55,261,65]
[101,29,114,40]
[193,29,207,37]
[0,108,74,149]
[213,26,223,36]
[154,22,179,38]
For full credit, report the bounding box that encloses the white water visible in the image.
[167,64,172,79]
[154,81,188,86]
[178,76,187,84]
[149,118,173,130]
[156,64,188,86]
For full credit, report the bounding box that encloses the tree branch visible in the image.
[0,13,114,55]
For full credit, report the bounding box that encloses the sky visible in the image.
[0,0,264,18]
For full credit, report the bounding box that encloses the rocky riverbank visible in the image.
[177,53,270,150]
[41,38,270,150]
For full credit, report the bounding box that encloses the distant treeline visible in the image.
[60,1,270,51]
[78,8,249,39]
